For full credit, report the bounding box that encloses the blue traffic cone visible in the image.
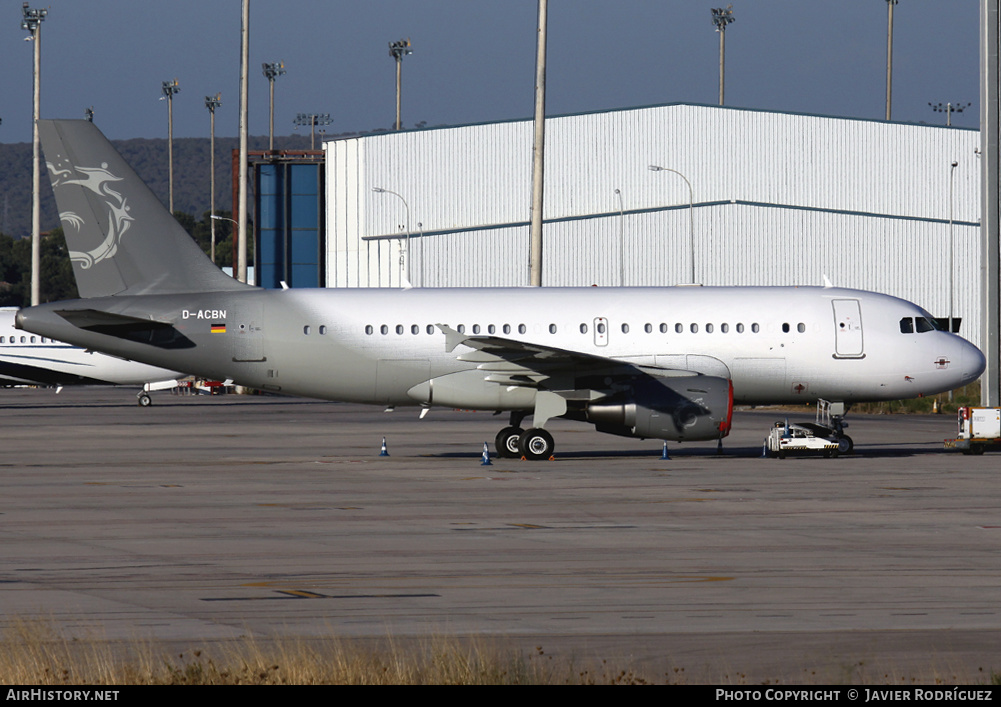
[660,442,670,460]
[480,442,492,466]
[379,437,389,456]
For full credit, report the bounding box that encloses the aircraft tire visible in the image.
[518,428,554,461]
[138,393,152,407]
[495,426,524,458]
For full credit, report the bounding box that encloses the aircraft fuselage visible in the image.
[17,284,983,409]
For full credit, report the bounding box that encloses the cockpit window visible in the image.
[901,316,941,333]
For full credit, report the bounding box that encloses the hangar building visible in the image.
[317,103,982,347]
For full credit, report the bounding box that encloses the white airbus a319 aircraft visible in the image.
[16,120,986,458]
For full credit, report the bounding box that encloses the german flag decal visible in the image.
[210,323,226,334]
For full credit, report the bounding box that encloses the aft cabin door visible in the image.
[832,299,864,358]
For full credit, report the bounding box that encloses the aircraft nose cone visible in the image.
[961,339,987,384]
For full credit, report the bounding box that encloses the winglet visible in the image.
[822,274,834,288]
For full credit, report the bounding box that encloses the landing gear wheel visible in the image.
[495,426,524,459]
[836,435,853,455]
[137,393,152,407]
[518,428,555,461]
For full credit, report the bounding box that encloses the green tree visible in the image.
[0,229,77,306]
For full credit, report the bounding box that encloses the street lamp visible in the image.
[205,93,223,265]
[648,165,696,284]
[389,39,413,131]
[262,61,286,151]
[710,6,735,106]
[372,187,411,285]
[293,113,332,150]
[22,2,47,307]
[929,102,972,127]
[161,78,180,213]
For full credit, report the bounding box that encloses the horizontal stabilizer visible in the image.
[56,309,194,349]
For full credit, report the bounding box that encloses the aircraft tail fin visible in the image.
[39,119,251,298]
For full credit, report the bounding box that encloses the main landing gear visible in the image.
[494,412,556,461]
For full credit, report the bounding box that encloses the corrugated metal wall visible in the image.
[324,103,983,346]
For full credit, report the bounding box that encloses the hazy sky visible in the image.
[0,1,983,144]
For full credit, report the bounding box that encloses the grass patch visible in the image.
[1,619,999,685]
[851,382,982,416]
[0,619,651,685]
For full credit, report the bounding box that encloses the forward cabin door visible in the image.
[832,299,864,358]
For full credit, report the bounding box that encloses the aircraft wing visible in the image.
[437,324,703,393]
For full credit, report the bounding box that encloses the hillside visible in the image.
[0,131,344,238]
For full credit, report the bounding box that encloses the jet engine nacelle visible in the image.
[585,373,733,441]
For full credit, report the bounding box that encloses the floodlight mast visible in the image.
[294,113,332,150]
[711,6,734,106]
[262,61,286,151]
[161,79,180,214]
[885,0,898,121]
[389,39,412,131]
[205,93,222,265]
[22,2,47,307]
[929,101,972,127]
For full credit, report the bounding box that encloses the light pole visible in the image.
[648,165,696,284]
[929,102,972,127]
[237,0,249,284]
[22,2,47,307]
[262,62,286,152]
[205,93,222,265]
[294,113,332,150]
[372,187,411,285]
[885,0,898,121]
[389,39,412,131]
[530,0,548,287]
[949,160,959,335]
[711,6,735,106]
[161,79,180,214]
